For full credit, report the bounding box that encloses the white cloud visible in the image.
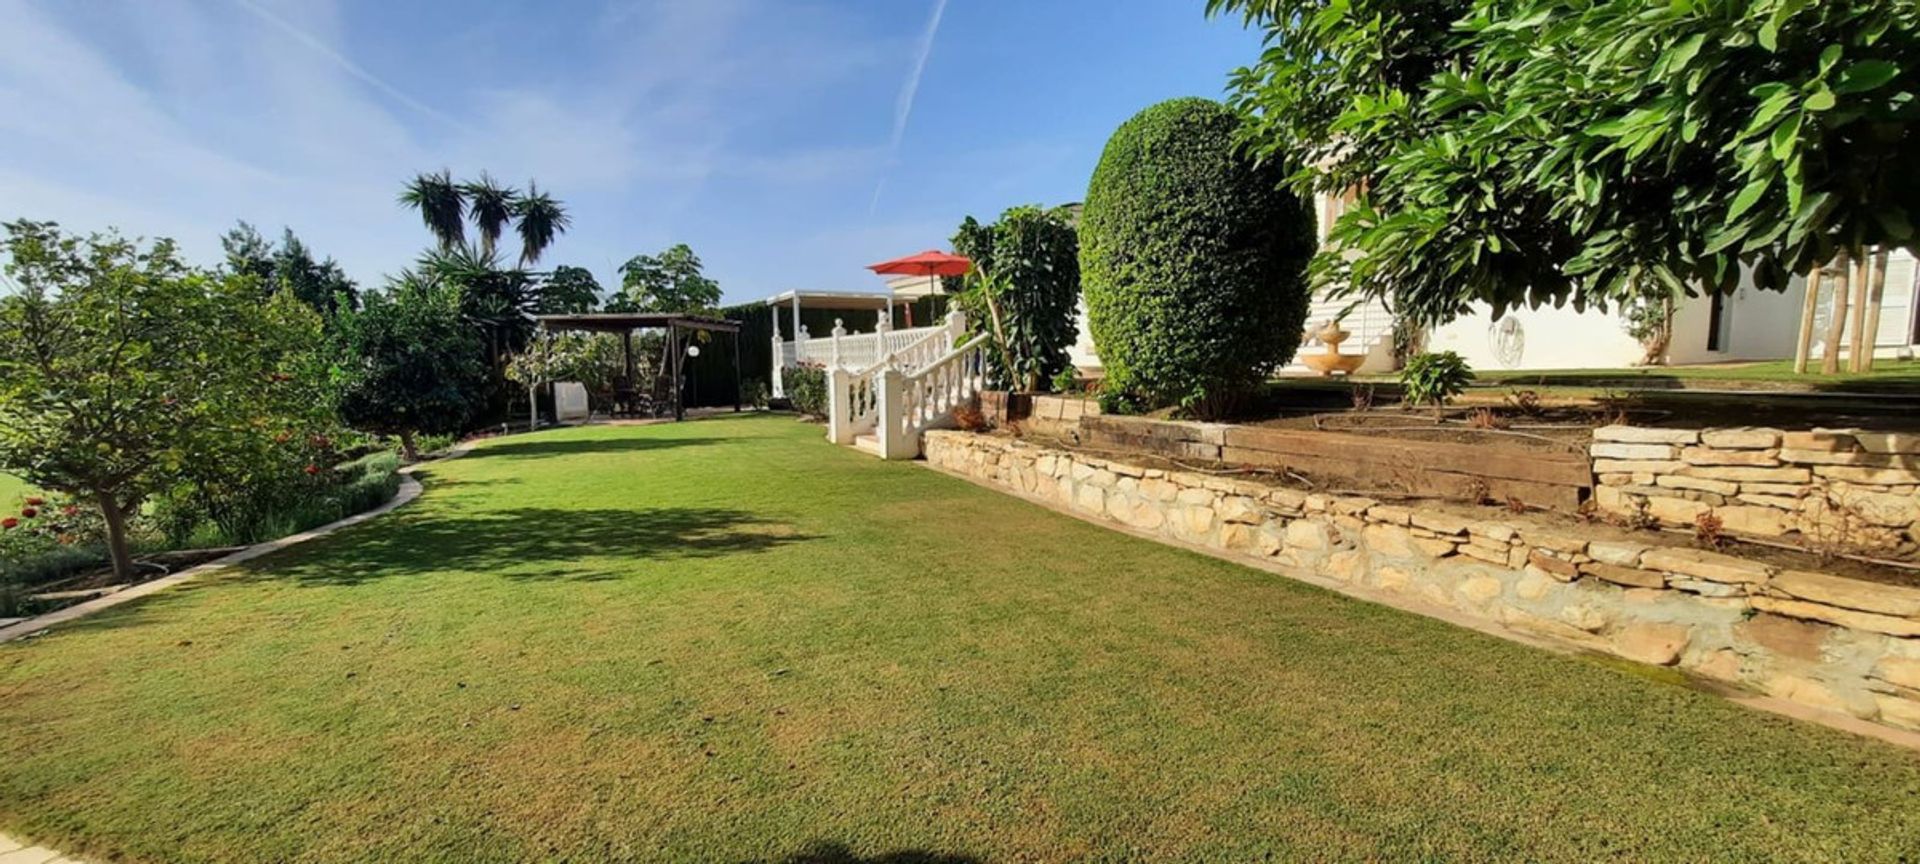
[0,0,898,297]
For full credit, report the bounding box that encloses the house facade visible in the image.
[869,192,1920,378]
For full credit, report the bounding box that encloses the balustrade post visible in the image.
[826,366,854,444]
[796,324,810,365]
[945,308,966,351]
[875,367,916,459]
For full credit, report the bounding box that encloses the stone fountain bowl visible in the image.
[1301,352,1366,375]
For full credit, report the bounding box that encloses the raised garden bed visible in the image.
[1075,414,1594,511]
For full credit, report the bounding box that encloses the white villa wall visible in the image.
[1429,249,1919,371]
[1430,302,1645,371]
[1069,298,1101,373]
[1666,272,1806,365]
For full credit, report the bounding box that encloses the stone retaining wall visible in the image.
[1592,426,1920,557]
[924,430,1920,733]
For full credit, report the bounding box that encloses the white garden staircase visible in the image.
[819,310,990,459]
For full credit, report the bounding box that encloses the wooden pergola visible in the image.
[534,313,743,421]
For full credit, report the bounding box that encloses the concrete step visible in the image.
[853,433,882,456]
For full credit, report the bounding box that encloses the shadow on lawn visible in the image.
[468,435,726,461]
[739,843,980,864]
[243,506,814,585]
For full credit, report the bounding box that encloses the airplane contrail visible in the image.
[870,0,950,216]
[228,0,479,135]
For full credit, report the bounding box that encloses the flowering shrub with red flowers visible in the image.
[1,494,111,613]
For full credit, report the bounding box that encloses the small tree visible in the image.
[1080,98,1317,418]
[505,330,599,429]
[0,221,332,579]
[609,244,722,313]
[335,280,489,460]
[950,206,1081,392]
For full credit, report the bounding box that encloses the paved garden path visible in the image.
[1,416,1918,862]
[0,832,88,863]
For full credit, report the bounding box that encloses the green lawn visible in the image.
[2,416,1918,862]
[0,472,30,510]
[1462,357,1920,393]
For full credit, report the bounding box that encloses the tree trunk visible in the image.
[1821,248,1852,375]
[1793,263,1825,374]
[1861,249,1890,373]
[94,489,136,582]
[399,430,421,462]
[1848,252,1872,372]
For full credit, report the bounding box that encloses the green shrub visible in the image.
[785,364,828,419]
[950,205,1081,392]
[1080,97,1316,419]
[1400,351,1475,406]
[1049,366,1079,395]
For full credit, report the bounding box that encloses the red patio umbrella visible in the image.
[867,250,972,327]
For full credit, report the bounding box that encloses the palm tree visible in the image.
[398,170,466,250]
[513,181,571,266]
[461,172,521,257]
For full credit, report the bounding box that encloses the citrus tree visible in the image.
[0,221,334,579]
[334,280,488,460]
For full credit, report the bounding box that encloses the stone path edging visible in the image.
[0,449,465,646]
[0,831,90,863]
[916,456,1920,753]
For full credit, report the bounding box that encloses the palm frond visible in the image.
[512,181,571,267]
[460,172,521,257]
[398,170,467,250]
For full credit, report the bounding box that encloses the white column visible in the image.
[790,294,802,361]
[826,367,853,444]
[769,303,785,398]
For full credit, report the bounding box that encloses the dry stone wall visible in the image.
[1591,426,1920,556]
[924,430,1920,733]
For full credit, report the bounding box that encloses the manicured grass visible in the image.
[1464,358,1920,392]
[2,415,1918,861]
[0,472,30,509]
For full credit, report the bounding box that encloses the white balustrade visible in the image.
[822,309,983,458]
[875,333,990,459]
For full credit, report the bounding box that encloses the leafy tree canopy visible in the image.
[537,265,603,314]
[221,221,359,318]
[1214,0,1920,325]
[0,220,334,578]
[609,244,722,313]
[334,279,489,459]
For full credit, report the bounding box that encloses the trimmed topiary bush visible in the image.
[1080,97,1316,418]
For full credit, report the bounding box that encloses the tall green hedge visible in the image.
[1080,98,1316,418]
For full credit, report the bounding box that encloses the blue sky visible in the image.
[0,1,1263,305]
